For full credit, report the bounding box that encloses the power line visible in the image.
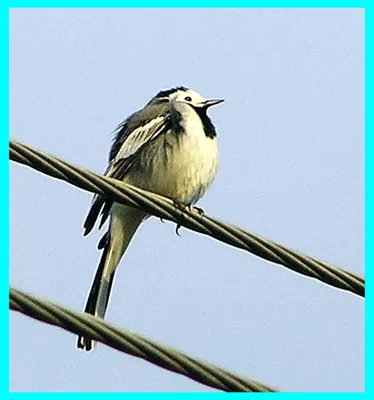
[10,287,279,392]
[10,139,365,297]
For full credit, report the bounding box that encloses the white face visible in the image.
[169,89,206,107]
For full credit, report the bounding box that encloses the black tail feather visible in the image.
[77,239,116,351]
[83,196,106,236]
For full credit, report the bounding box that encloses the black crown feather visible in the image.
[155,86,188,98]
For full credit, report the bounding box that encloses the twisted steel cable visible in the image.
[10,287,278,392]
[9,139,364,297]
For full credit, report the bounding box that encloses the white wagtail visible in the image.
[77,86,224,350]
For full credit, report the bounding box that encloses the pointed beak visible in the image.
[202,99,225,108]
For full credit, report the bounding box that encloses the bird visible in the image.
[77,86,224,351]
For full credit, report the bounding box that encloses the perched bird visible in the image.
[77,86,224,350]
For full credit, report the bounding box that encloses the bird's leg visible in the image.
[173,200,188,212]
[173,202,205,235]
[173,200,191,236]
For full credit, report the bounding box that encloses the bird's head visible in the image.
[154,87,224,110]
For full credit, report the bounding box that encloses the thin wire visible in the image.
[9,139,364,297]
[10,287,278,392]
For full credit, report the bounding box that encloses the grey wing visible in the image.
[83,114,171,236]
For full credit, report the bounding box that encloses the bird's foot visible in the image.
[173,200,191,236]
[173,202,204,235]
[193,206,205,215]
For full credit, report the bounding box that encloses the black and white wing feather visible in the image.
[83,101,171,236]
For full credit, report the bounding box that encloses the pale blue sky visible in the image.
[10,8,364,392]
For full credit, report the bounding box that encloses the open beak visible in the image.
[202,99,225,108]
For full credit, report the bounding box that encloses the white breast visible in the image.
[165,103,219,204]
[126,102,219,205]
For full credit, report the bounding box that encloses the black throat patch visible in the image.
[193,107,217,138]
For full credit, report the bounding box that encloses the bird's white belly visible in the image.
[127,127,218,206]
[154,132,218,204]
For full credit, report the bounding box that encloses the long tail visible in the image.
[77,206,146,351]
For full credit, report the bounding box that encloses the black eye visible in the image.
[185,96,192,101]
